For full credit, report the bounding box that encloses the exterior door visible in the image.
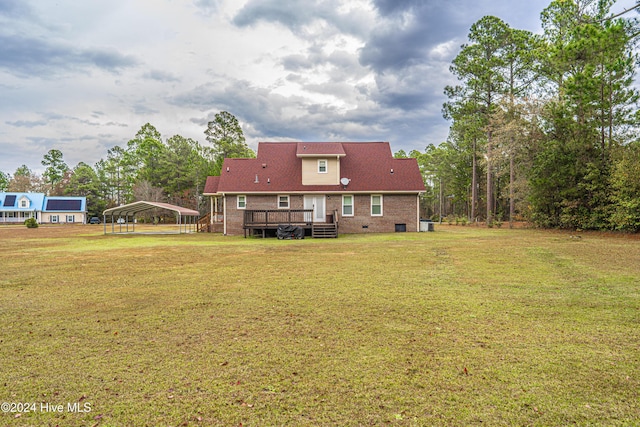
[304,195,326,223]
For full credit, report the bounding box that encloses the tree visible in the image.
[204,111,255,173]
[159,135,210,209]
[0,171,8,191]
[530,0,640,229]
[501,28,542,224]
[8,165,35,192]
[610,141,640,231]
[488,98,544,224]
[446,16,512,223]
[65,162,105,217]
[127,123,166,187]
[41,149,69,194]
[417,142,469,220]
[443,98,485,221]
[98,146,136,206]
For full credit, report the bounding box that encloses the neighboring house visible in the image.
[202,142,425,236]
[0,192,87,224]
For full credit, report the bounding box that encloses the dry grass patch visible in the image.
[0,225,638,426]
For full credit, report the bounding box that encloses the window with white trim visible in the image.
[318,159,328,173]
[342,195,354,216]
[237,195,246,209]
[66,215,75,223]
[278,195,290,209]
[51,215,59,223]
[371,195,383,216]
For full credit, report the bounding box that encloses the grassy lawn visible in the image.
[0,225,638,426]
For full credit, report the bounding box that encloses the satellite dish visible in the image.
[340,177,350,186]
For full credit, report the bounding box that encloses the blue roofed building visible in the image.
[0,193,87,224]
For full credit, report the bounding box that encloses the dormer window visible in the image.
[19,197,29,208]
[318,159,328,174]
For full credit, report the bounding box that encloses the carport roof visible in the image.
[103,201,199,217]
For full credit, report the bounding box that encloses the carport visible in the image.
[103,201,200,234]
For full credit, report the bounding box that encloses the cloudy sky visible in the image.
[0,0,635,174]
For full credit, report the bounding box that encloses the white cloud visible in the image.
[0,0,599,175]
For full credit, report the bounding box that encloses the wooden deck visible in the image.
[243,209,311,237]
[244,209,338,238]
[199,209,338,237]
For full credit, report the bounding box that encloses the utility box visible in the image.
[420,220,435,232]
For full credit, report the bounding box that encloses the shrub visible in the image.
[24,218,39,228]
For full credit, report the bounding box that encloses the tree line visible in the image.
[0,112,254,217]
[398,0,640,232]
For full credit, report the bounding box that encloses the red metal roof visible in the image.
[204,142,425,194]
[103,201,200,216]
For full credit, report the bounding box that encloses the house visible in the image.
[202,142,425,236]
[0,192,87,224]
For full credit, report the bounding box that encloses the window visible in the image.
[318,159,328,173]
[342,195,354,216]
[278,195,290,209]
[237,195,246,209]
[66,215,75,223]
[51,215,59,223]
[371,195,383,216]
[20,199,28,208]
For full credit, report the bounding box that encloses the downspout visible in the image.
[416,194,421,232]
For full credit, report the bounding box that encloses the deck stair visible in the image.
[197,212,224,233]
[312,222,338,238]
[197,213,210,232]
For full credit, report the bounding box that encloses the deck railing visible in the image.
[197,211,224,232]
[243,209,313,227]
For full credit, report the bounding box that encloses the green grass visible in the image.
[0,225,639,426]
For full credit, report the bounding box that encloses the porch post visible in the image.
[209,196,215,224]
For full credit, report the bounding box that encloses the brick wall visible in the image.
[224,194,307,235]
[224,193,419,236]
[224,195,243,236]
[332,194,419,234]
